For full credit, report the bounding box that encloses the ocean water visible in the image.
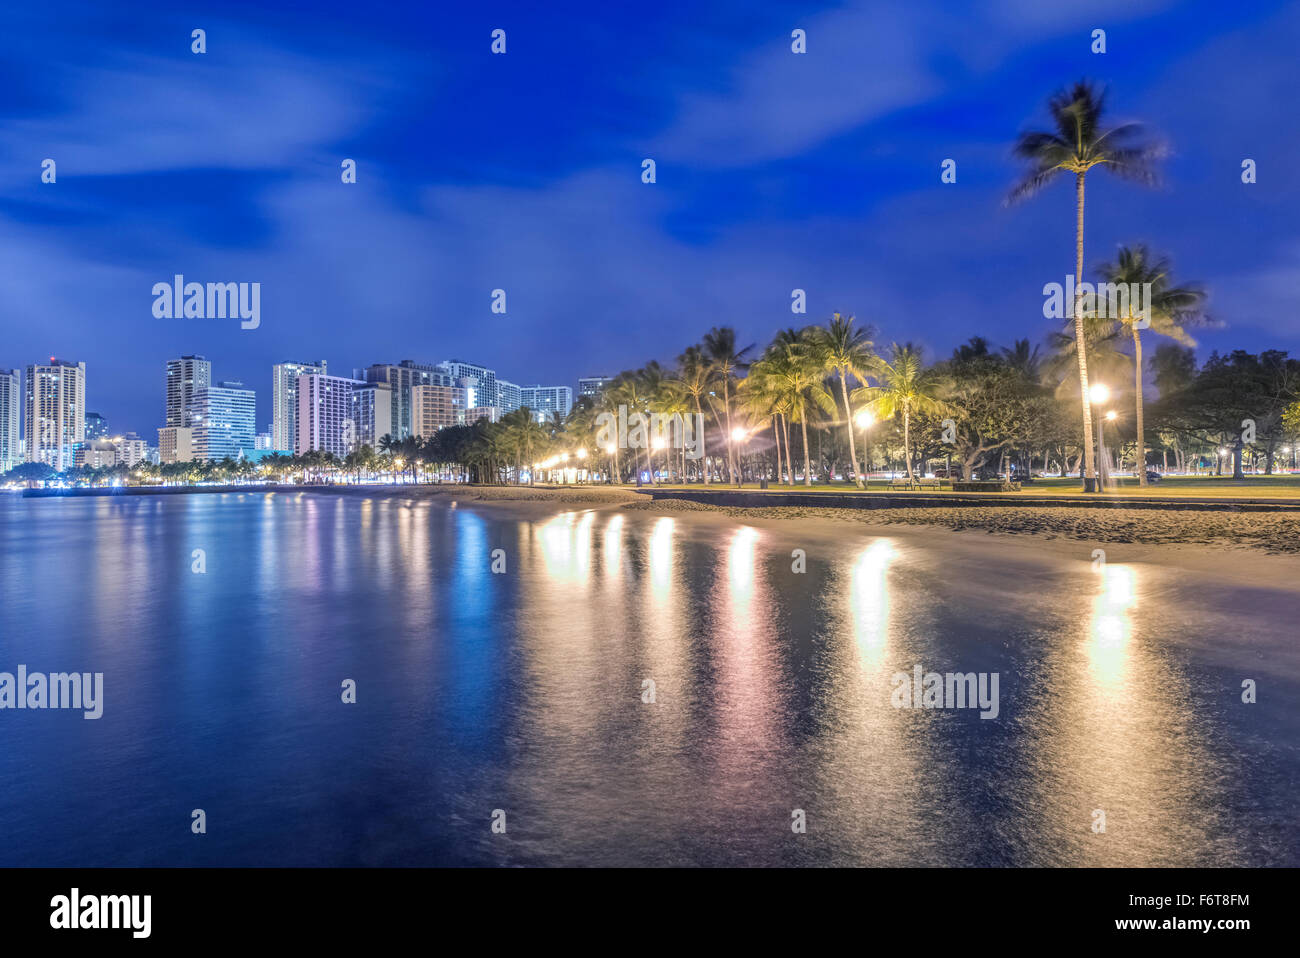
[1,490,1295,866]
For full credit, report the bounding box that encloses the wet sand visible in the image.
[320,483,1300,556]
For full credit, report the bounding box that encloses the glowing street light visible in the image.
[1105,410,1117,421]
[576,448,588,459]
[855,410,875,430]
[1089,383,1110,404]
[730,427,746,442]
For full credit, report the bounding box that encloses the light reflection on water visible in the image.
[0,492,1294,867]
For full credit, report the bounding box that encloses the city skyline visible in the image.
[3,1,1297,440]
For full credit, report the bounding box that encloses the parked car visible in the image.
[1145,470,1163,483]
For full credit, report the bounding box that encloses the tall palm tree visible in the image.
[1008,80,1163,491]
[852,343,948,482]
[702,326,754,484]
[676,345,714,483]
[811,312,876,487]
[749,331,836,486]
[1094,245,1204,486]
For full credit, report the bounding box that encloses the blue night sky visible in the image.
[2,0,1297,436]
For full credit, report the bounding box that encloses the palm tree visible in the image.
[1094,245,1204,486]
[702,326,754,484]
[852,343,948,482]
[1008,80,1163,491]
[748,331,836,486]
[676,345,714,483]
[811,312,876,487]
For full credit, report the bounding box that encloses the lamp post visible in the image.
[730,428,747,487]
[854,411,875,488]
[1088,384,1110,491]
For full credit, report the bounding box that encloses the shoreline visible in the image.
[17,481,1300,554]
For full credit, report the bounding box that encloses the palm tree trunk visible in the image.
[1133,325,1147,487]
[781,414,793,484]
[772,415,783,485]
[799,408,812,487]
[1074,172,1097,491]
[695,396,710,484]
[722,377,736,483]
[839,371,861,487]
[903,406,914,481]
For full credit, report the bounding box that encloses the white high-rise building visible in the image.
[192,381,256,461]
[519,384,573,421]
[0,369,20,473]
[24,359,86,472]
[578,376,612,399]
[113,432,149,468]
[272,360,327,452]
[497,380,521,413]
[437,360,497,410]
[297,374,363,458]
[165,355,211,429]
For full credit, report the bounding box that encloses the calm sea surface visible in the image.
[1,490,1296,866]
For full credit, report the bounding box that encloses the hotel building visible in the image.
[350,381,393,450]
[192,381,256,461]
[158,426,195,464]
[578,376,612,398]
[165,355,212,429]
[519,384,573,421]
[24,358,86,472]
[362,360,444,440]
[272,360,327,452]
[0,369,20,473]
[436,360,497,411]
[297,374,374,457]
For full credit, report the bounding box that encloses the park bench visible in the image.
[888,477,913,491]
[914,477,948,491]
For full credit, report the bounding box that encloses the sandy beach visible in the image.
[319,483,1300,556]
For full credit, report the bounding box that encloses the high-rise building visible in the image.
[158,426,195,464]
[84,411,109,439]
[74,439,117,470]
[0,369,20,473]
[410,382,467,437]
[297,374,362,457]
[254,432,272,450]
[436,360,497,411]
[112,432,148,468]
[363,360,445,439]
[519,384,573,421]
[272,360,327,452]
[578,376,612,398]
[350,381,393,450]
[24,359,86,472]
[165,356,212,429]
[192,381,256,461]
[497,380,521,413]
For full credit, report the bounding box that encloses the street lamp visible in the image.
[1087,385,1110,490]
[730,428,748,487]
[854,411,875,486]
